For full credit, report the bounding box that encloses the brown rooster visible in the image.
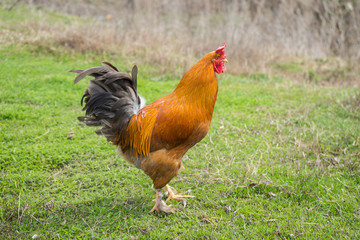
[71,43,227,213]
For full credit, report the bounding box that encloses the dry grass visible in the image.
[2,0,360,84]
[272,56,360,87]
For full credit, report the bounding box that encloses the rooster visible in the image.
[71,43,227,213]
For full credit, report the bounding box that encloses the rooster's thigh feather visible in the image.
[141,149,182,189]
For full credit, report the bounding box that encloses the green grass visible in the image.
[1,5,360,240]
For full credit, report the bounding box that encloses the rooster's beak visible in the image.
[223,59,228,63]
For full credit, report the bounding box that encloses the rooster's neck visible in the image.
[173,59,218,119]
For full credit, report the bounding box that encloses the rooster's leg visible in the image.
[149,189,174,214]
[165,184,194,202]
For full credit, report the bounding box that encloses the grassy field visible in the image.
[1,4,360,240]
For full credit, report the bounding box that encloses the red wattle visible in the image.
[213,61,226,74]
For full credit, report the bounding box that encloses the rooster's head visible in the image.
[212,43,227,74]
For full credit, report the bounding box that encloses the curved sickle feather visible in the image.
[72,67,109,85]
[101,61,119,72]
[132,65,138,92]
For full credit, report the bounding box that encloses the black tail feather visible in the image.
[72,63,144,144]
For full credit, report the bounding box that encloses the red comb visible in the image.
[215,43,226,55]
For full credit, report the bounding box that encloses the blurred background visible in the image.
[2,0,360,86]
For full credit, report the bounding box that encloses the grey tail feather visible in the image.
[71,63,146,144]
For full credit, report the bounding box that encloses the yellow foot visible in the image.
[149,205,159,213]
[149,189,174,214]
[149,200,174,214]
[165,185,194,202]
[166,194,194,202]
